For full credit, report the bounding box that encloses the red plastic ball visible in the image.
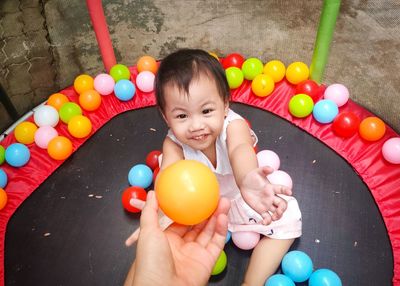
[153,166,160,183]
[222,53,245,69]
[332,112,360,138]
[145,150,162,170]
[295,80,321,102]
[122,186,147,213]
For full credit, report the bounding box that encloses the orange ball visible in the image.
[14,121,38,144]
[0,188,7,210]
[155,160,219,225]
[137,56,158,74]
[286,62,309,84]
[47,93,69,111]
[251,74,275,97]
[47,136,73,160]
[68,115,92,138]
[79,89,102,111]
[359,116,386,141]
[74,74,94,94]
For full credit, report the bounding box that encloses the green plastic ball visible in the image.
[211,250,227,275]
[59,102,82,124]
[288,94,314,118]
[110,64,131,82]
[225,67,244,89]
[0,146,5,165]
[241,58,263,80]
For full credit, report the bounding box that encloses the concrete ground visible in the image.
[0,0,399,133]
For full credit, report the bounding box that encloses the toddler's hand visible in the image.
[240,166,292,225]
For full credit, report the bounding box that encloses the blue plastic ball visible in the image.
[281,250,313,283]
[114,79,136,101]
[265,274,295,286]
[0,169,7,188]
[225,230,231,243]
[5,143,30,167]
[128,164,153,188]
[309,269,342,286]
[312,99,339,124]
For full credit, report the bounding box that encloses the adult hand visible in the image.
[124,191,230,286]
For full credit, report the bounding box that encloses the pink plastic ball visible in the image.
[232,231,260,250]
[136,71,155,92]
[94,73,115,95]
[34,126,58,149]
[323,83,349,107]
[256,150,280,170]
[382,137,400,164]
[267,170,293,189]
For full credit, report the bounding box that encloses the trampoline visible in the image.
[1,1,399,286]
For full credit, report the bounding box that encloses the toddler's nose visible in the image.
[189,119,205,132]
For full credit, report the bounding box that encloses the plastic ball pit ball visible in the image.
[232,231,260,250]
[14,122,38,144]
[79,90,102,111]
[309,269,342,286]
[34,105,59,128]
[211,250,227,275]
[324,83,349,107]
[136,71,155,93]
[263,60,286,83]
[0,146,5,165]
[121,186,147,213]
[382,137,400,164]
[34,126,58,149]
[286,62,309,84]
[128,164,153,189]
[295,80,321,102]
[226,67,244,89]
[288,94,314,118]
[222,53,245,69]
[137,55,158,74]
[155,160,219,225]
[114,79,136,101]
[265,274,295,286]
[312,99,339,124]
[267,170,293,189]
[332,112,360,138]
[47,93,69,111]
[110,64,131,82]
[145,150,162,170]
[0,188,7,211]
[5,143,30,167]
[359,116,386,142]
[47,136,73,161]
[257,150,280,171]
[242,58,264,80]
[59,102,82,124]
[281,250,313,283]
[74,74,94,94]
[94,73,115,96]
[68,115,92,139]
[252,74,275,97]
[0,169,7,189]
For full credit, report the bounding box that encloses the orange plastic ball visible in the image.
[0,188,7,210]
[79,89,102,111]
[263,60,286,83]
[209,52,219,61]
[137,56,158,74]
[251,74,275,97]
[359,116,386,141]
[47,136,73,160]
[68,115,92,138]
[74,74,94,94]
[286,62,310,84]
[155,160,219,225]
[47,93,69,111]
[15,121,38,144]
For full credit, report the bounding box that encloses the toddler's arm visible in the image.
[226,119,292,225]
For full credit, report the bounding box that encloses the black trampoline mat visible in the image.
[5,103,393,286]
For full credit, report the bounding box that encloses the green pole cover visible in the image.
[310,0,341,83]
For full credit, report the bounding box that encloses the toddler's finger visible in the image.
[125,227,140,246]
[259,166,274,176]
[129,198,146,210]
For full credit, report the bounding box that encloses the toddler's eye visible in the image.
[203,109,213,114]
[176,114,187,119]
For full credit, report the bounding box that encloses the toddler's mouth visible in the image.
[192,134,208,141]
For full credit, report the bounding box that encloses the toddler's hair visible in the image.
[155,49,230,112]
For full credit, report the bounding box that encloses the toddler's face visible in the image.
[162,74,228,154]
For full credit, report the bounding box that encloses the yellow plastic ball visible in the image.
[15,121,38,144]
[263,60,286,83]
[251,74,275,97]
[209,52,219,61]
[155,160,219,225]
[286,62,310,84]
[0,188,7,210]
[67,115,92,138]
[74,74,94,94]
